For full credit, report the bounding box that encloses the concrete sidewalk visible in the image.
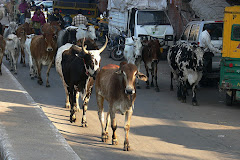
[0,64,81,160]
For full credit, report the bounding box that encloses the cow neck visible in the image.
[79,57,89,76]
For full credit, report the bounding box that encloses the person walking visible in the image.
[18,0,28,24]
[72,9,88,27]
[49,8,64,28]
[32,7,46,35]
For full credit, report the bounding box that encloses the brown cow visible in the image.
[95,62,147,151]
[142,39,161,92]
[16,22,34,66]
[30,23,57,87]
[0,35,6,75]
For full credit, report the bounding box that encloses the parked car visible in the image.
[179,21,223,78]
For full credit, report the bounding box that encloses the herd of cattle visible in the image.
[0,20,206,151]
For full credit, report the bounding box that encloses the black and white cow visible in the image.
[55,37,107,124]
[57,26,78,48]
[167,43,204,106]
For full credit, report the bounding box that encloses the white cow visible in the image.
[24,34,36,78]
[123,36,142,88]
[76,24,96,40]
[3,21,18,38]
[5,34,21,74]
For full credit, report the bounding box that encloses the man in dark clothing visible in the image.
[49,8,64,28]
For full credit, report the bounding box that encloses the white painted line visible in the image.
[0,64,81,160]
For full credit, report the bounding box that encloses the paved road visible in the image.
[2,16,240,160]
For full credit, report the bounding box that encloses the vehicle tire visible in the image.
[226,91,233,106]
[111,45,124,61]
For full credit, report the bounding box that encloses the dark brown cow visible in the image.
[16,22,34,66]
[95,62,147,151]
[142,39,161,92]
[76,38,99,50]
[0,35,6,75]
[31,23,57,87]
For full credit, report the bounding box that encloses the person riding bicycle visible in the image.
[72,9,88,27]
[49,8,64,28]
[199,24,221,74]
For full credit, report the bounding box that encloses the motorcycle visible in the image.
[63,14,72,28]
[108,28,127,61]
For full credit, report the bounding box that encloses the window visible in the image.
[203,23,223,40]
[137,11,170,25]
[188,24,200,41]
[231,24,240,41]
[181,25,191,40]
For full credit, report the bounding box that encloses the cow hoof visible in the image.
[81,123,88,128]
[102,133,108,142]
[10,68,13,71]
[136,86,141,89]
[123,143,131,151]
[112,139,118,145]
[65,103,71,109]
[14,72,17,75]
[146,86,150,89]
[192,101,198,106]
[155,88,160,92]
[181,99,186,103]
[46,84,50,87]
[70,115,76,123]
[31,76,34,80]
[37,80,43,85]
[76,107,81,112]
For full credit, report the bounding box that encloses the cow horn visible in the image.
[97,36,108,54]
[82,37,89,54]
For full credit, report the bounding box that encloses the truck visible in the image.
[53,0,98,18]
[107,0,174,54]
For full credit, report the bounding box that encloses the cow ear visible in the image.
[115,70,122,74]
[136,72,148,81]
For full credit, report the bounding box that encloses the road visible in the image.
[2,18,240,160]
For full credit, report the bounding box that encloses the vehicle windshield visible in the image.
[137,11,170,25]
[203,23,223,40]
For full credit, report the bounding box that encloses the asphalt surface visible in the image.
[1,15,240,160]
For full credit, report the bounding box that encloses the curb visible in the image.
[0,64,81,160]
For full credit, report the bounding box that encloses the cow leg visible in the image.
[123,107,133,151]
[20,47,26,67]
[170,72,174,91]
[0,53,3,75]
[97,94,108,142]
[153,61,159,92]
[9,51,13,71]
[192,84,198,106]
[46,61,53,87]
[63,82,70,108]
[150,63,154,87]
[81,93,90,127]
[76,92,80,112]
[69,86,77,123]
[181,82,187,103]
[11,51,17,74]
[145,64,150,89]
[135,57,141,89]
[177,82,182,101]
[110,109,118,145]
[36,61,43,85]
[104,111,110,140]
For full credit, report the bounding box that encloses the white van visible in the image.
[180,21,223,71]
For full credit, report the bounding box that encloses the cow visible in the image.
[3,21,18,39]
[57,26,78,48]
[76,24,96,41]
[16,22,35,66]
[123,37,142,88]
[0,35,6,75]
[167,43,204,106]
[142,39,161,92]
[55,37,108,124]
[24,34,36,78]
[95,62,147,151]
[5,34,21,74]
[76,38,99,50]
[50,21,62,35]
[30,23,57,87]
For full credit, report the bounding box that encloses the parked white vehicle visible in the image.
[179,20,223,71]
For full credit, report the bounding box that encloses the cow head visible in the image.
[42,24,57,52]
[82,36,108,78]
[8,21,18,34]
[86,25,96,40]
[115,62,147,95]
